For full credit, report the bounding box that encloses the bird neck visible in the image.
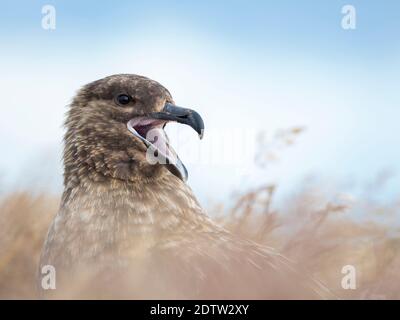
[60,172,206,237]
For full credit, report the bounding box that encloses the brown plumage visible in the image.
[39,74,334,299]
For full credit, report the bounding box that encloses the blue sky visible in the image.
[0,1,399,205]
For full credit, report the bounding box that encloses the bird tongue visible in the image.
[145,127,188,181]
[127,119,188,181]
[147,127,177,163]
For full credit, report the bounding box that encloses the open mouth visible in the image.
[128,118,166,139]
[127,117,177,163]
[127,103,204,182]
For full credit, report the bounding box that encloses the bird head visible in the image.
[64,74,204,185]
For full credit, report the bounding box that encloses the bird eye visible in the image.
[116,94,132,105]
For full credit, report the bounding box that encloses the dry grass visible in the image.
[0,184,398,299]
[214,184,400,299]
[0,193,58,299]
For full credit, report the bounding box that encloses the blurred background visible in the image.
[0,0,399,299]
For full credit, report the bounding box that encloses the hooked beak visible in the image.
[151,103,205,139]
[127,103,205,182]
